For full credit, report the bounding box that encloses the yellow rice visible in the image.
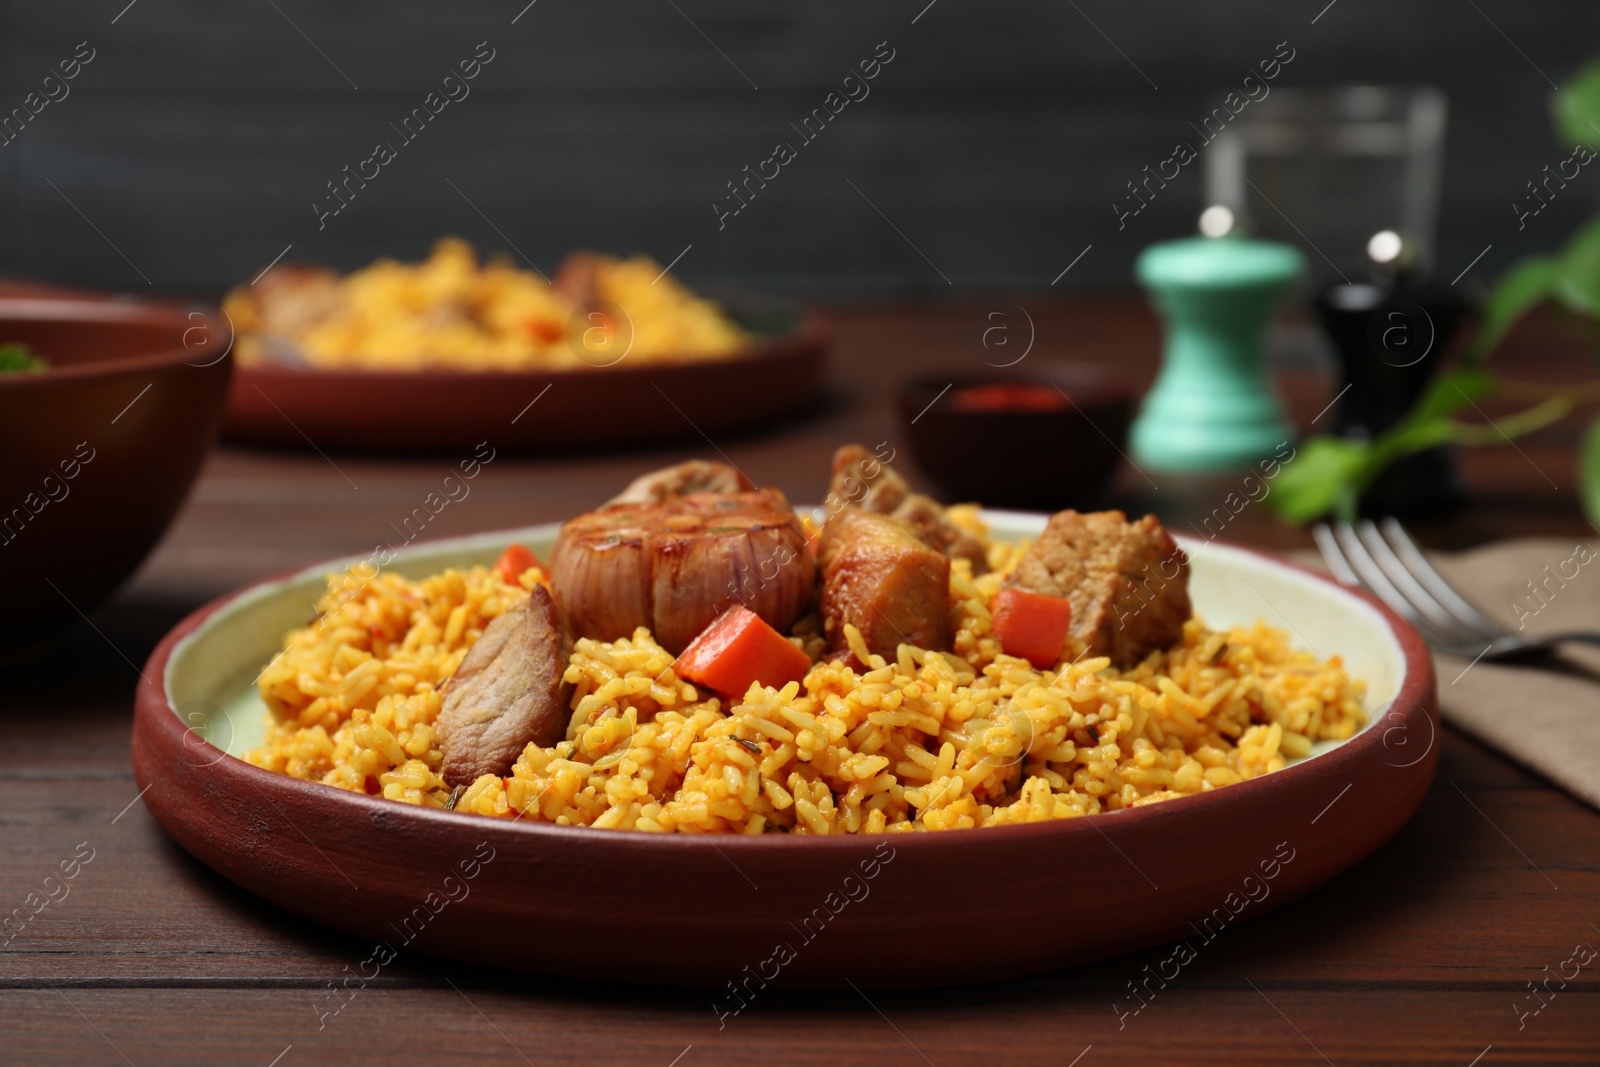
[246,524,1366,833]
[226,237,750,372]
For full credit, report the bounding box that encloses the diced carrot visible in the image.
[675,605,812,700]
[991,588,1073,669]
[524,317,564,343]
[494,543,541,583]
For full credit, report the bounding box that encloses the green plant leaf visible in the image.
[0,342,47,373]
[1468,256,1559,361]
[1553,61,1600,147]
[1469,216,1600,364]
[1551,214,1600,320]
[1268,369,1495,524]
[1266,436,1372,524]
[1582,414,1600,528]
[1404,365,1496,424]
[1377,415,1457,459]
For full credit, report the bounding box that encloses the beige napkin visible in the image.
[1303,539,1600,809]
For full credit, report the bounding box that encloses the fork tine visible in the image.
[1377,518,1506,639]
[1312,523,1362,587]
[1353,520,1487,643]
[1328,522,1454,645]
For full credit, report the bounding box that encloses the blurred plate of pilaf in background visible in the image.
[220,238,829,452]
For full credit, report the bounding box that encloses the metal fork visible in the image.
[1313,518,1600,662]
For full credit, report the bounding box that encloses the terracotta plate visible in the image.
[133,515,1438,990]
[222,300,829,452]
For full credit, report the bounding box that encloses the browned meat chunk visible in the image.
[1005,510,1190,667]
[827,443,987,574]
[607,460,755,506]
[550,249,602,306]
[828,443,910,514]
[550,490,814,653]
[891,493,989,574]
[437,585,575,786]
[234,264,343,336]
[818,508,951,657]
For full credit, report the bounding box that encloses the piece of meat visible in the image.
[817,508,951,657]
[436,585,575,786]
[550,250,603,306]
[550,490,814,654]
[828,443,988,575]
[607,460,756,507]
[1004,510,1190,667]
[891,493,989,574]
[248,264,344,336]
[828,443,910,515]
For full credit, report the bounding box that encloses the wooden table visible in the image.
[6,303,1597,1065]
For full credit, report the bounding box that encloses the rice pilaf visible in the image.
[225,238,750,372]
[246,517,1367,833]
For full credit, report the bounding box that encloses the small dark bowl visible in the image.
[0,297,232,649]
[897,362,1137,507]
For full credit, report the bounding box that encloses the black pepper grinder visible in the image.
[1312,230,1470,517]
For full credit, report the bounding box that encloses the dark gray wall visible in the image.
[1,0,1596,299]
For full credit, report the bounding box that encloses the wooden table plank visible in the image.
[2,988,1594,1066]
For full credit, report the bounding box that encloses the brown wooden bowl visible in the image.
[131,518,1438,991]
[897,362,1138,508]
[223,300,830,453]
[0,297,231,649]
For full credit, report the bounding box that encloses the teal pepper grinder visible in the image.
[1131,213,1304,473]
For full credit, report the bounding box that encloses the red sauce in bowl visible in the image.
[949,382,1070,413]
